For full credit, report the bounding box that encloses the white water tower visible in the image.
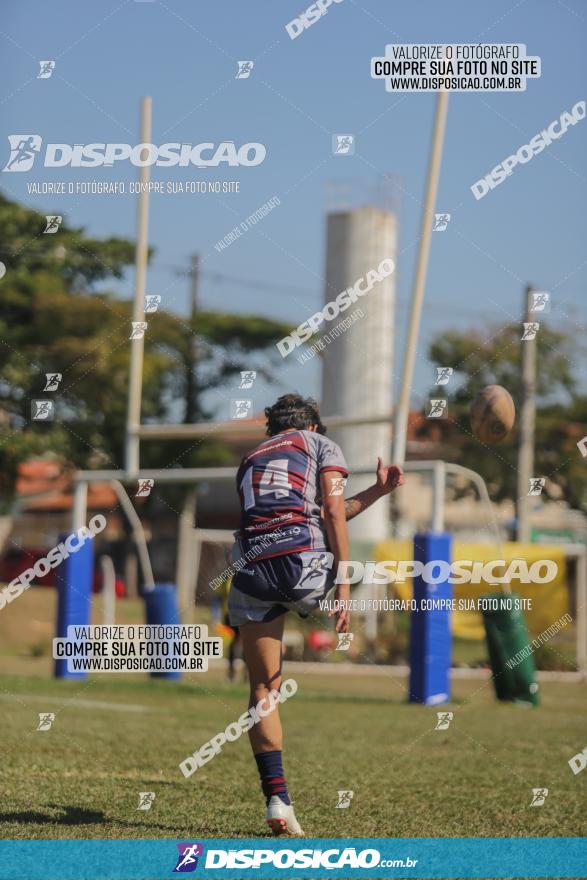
[321,203,397,544]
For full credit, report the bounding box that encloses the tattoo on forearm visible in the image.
[344,498,365,521]
[344,486,384,521]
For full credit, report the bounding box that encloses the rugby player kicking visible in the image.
[228,394,404,835]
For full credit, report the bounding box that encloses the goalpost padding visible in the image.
[408,532,453,705]
[482,593,539,705]
[145,583,182,679]
[55,533,94,679]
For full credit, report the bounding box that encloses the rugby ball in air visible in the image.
[470,385,515,444]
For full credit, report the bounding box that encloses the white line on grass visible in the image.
[0,693,159,713]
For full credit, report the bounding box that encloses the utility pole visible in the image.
[516,284,538,542]
[184,254,199,424]
[190,254,199,320]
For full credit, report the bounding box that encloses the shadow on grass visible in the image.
[0,805,246,836]
[0,805,105,826]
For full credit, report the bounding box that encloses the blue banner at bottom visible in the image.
[0,837,585,879]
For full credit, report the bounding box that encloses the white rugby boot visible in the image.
[266,796,304,836]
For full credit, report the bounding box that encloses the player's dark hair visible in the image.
[264,394,326,436]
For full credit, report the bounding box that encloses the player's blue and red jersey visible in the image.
[235,429,348,560]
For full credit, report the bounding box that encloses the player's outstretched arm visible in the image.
[343,458,404,521]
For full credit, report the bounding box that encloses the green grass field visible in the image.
[1,588,585,845]
[1,667,586,841]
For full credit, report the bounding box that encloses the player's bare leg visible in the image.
[241,616,303,835]
[241,616,284,751]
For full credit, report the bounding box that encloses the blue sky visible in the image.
[2,0,586,415]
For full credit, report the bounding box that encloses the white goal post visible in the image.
[70,459,587,679]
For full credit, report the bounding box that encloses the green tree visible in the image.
[427,323,587,512]
[0,193,290,510]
